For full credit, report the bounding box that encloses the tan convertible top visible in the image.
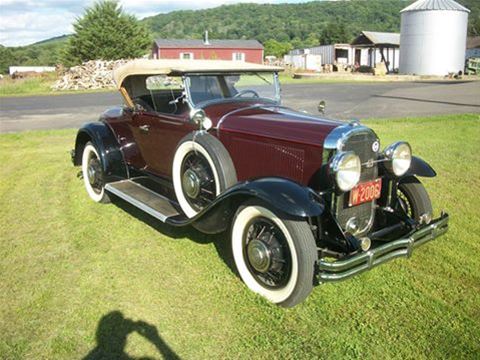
[113,59,283,89]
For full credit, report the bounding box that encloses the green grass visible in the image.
[1,114,479,359]
[0,74,58,97]
[278,73,381,84]
[0,75,115,98]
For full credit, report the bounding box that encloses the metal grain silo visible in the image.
[399,0,470,76]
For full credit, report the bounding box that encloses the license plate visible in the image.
[349,178,382,207]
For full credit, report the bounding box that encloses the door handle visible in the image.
[139,124,150,133]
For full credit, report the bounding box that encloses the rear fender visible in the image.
[73,122,128,183]
[177,177,325,234]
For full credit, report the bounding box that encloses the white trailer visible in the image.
[308,44,354,66]
[284,52,322,71]
[9,66,56,76]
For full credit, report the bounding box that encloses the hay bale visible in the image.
[373,62,387,76]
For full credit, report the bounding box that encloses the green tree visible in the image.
[320,22,350,44]
[264,39,293,58]
[64,0,152,65]
[303,33,320,48]
[0,45,14,74]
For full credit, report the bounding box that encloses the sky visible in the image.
[0,0,311,47]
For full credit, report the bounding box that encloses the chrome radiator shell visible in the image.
[323,122,380,236]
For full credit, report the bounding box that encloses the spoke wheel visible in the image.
[180,152,217,212]
[243,217,292,289]
[396,176,433,222]
[87,154,104,195]
[172,133,237,218]
[396,188,413,218]
[231,201,317,307]
[81,142,110,203]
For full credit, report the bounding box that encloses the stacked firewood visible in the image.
[51,59,128,91]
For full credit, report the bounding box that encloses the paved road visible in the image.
[1,81,479,133]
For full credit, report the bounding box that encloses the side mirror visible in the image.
[318,100,326,114]
[189,109,212,130]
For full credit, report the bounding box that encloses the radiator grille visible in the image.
[335,130,379,235]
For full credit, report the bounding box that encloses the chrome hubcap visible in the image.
[247,239,271,273]
[243,217,292,288]
[87,164,97,185]
[86,156,102,194]
[182,169,201,199]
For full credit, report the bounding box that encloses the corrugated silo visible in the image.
[399,0,470,76]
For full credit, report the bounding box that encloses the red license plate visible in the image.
[349,178,382,207]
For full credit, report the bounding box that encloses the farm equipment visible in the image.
[466,58,480,75]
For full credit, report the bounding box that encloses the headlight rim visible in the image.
[384,141,412,177]
[329,151,362,192]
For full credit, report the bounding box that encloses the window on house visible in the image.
[232,52,245,61]
[180,52,194,60]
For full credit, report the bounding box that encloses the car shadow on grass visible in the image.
[83,311,180,360]
[110,197,240,280]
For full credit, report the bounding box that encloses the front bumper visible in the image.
[317,212,449,282]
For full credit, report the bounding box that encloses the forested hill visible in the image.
[143,0,479,45]
[144,0,405,45]
[1,0,479,73]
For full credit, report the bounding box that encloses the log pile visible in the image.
[51,60,128,91]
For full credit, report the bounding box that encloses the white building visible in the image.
[285,31,400,73]
[399,0,470,76]
[9,66,56,76]
[284,49,322,71]
[351,31,400,73]
[307,44,353,66]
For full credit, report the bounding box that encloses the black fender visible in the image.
[404,156,436,178]
[73,122,128,183]
[168,177,325,234]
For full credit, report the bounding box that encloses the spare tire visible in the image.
[172,132,237,218]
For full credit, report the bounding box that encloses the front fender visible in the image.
[404,156,436,178]
[73,122,128,183]
[173,177,325,234]
[229,177,325,218]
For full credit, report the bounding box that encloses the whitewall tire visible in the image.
[172,133,237,218]
[231,202,317,307]
[81,142,110,203]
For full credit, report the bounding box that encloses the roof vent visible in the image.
[204,30,210,45]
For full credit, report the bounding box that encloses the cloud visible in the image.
[0,0,307,46]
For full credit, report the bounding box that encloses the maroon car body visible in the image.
[106,100,339,185]
[72,60,449,307]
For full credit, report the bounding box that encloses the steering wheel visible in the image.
[233,89,260,98]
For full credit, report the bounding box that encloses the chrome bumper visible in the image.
[317,213,449,282]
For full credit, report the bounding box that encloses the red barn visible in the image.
[152,38,264,64]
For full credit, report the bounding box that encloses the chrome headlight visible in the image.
[330,151,361,192]
[384,142,412,176]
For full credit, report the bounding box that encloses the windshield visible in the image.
[186,72,279,106]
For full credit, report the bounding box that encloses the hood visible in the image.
[204,102,343,147]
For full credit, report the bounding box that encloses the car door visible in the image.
[131,110,195,178]
[128,75,196,179]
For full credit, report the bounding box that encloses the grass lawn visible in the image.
[1,114,479,359]
[0,75,115,98]
[278,73,395,84]
[0,72,401,98]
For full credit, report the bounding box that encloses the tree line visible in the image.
[1,0,479,74]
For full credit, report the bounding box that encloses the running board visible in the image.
[105,179,180,222]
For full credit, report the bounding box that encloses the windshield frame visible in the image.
[183,71,281,109]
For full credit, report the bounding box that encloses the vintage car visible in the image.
[72,59,449,307]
